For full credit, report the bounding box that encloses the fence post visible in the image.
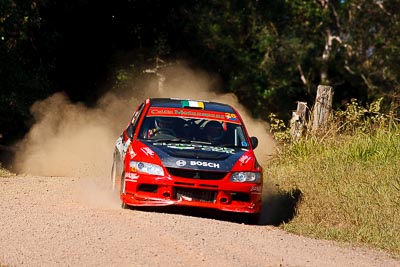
[290,101,308,142]
[311,85,333,133]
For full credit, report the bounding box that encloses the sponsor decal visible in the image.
[116,136,127,158]
[125,172,139,182]
[122,139,131,157]
[128,146,136,158]
[147,107,240,124]
[174,109,225,119]
[190,161,220,168]
[176,160,186,167]
[250,185,262,192]
[150,108,173,115]
[238,154,251,165]
[140,147,155,157]
[225,112,238,121]
[116,136,123,151]
[201,146,235,154]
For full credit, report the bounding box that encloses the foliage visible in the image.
[0,165,14,177]
[178,0,400,119]
[268,113,291,144]
[0,0,53,142]
[269,97,398,145]
[339,0,400,101]
[1,0,400,141]
[266,101,400,254]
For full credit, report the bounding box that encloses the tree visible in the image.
[178,0,400,118]
[0,0,53,142]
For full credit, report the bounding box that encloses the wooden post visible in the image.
[143,57,166,94]
[311,85,333,133]
[290,101,308,141]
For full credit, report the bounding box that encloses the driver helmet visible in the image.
[155,116,175,130]
[204,120,224,142]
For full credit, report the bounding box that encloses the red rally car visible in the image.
[111,98,263,218]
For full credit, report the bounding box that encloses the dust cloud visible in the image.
[14,62,276,180]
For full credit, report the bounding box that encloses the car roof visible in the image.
[148,98,236,113]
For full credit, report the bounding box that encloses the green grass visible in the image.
[265,124,400,255]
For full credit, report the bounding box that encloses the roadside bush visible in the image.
[265,99,400,255]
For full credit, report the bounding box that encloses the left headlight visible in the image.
[230,172,261,183]
[129,161,164,176]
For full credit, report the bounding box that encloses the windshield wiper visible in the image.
[219,143,245,148]
[188,140,212,145]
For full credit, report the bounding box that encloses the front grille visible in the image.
[174,187,217,203]
[167,168,227,180]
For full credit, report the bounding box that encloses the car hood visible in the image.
[146,141,246,172]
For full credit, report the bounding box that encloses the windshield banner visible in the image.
[147,107,240,124]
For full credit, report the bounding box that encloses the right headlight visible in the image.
[129,161,164,176]
[230,172,261,183]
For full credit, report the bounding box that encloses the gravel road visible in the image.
[1,175,399,267]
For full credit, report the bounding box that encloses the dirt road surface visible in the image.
[1,175,399,267]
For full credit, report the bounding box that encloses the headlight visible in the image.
[230,172,261,183]
[129,161,164,176]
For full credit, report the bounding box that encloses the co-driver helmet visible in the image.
[204,120,224,142]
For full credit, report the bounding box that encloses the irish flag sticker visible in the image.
[181,100,205,109]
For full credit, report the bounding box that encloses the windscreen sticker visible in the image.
[181,100,204,109]
[147,107,241,124]
[225,113,238,121]
[152,143,235,154]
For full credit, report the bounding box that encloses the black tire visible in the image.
[111,149,129,209]
[111,148,122,193]
[120,171,129,209]
[121,202,128,209]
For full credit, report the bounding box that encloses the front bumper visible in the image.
[121,174,262,214]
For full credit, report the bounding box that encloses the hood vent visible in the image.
[165,149,230,160]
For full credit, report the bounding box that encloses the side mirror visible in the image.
[126,124,135,139]
[250,136,258,149]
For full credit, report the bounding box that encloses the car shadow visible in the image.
[126,187,302,226]
[258,187,303,226]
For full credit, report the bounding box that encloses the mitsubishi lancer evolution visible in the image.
[111,98,263,220]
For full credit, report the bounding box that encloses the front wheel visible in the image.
[120,171,129,209]
[111,148,122,194]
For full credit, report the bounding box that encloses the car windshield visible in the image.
[138,115,249,148]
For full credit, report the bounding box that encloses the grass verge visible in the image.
[265,118,400,255]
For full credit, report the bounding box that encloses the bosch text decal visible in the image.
[190,161,220,168]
